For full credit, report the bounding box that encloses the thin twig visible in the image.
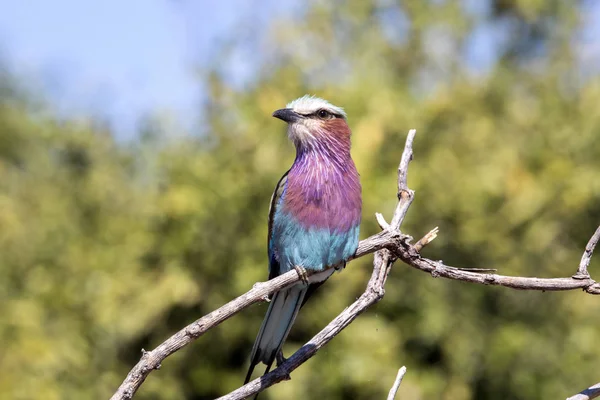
[390,129,416,229]
[387,366,407,400]
[575,225,600,278]
[566,382,600,400]
[376,212,391,230]
[413,227,439,252]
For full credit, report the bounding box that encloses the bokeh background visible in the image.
[1,1,600,399]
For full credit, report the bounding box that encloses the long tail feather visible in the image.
[244,285,307,385]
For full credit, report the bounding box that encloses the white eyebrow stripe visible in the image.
[286,95,346,118]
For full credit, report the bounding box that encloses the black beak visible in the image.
[272,108,301,123]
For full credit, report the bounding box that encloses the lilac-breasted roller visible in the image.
[245,95,362,385]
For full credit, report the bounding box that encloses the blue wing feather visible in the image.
[267,170,289,280]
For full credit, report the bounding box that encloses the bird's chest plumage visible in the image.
[270,156,361,274]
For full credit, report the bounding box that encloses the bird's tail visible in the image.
[244,284,307,385]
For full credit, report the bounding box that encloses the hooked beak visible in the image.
[272,108,302,123]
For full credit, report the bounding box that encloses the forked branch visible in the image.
[110,129,599,400]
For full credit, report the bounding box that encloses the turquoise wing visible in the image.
[267,170,289,280]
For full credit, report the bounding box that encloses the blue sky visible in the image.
[0,0,276,137]
[1,1,599,139]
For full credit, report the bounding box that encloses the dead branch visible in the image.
[110,129,599,400]
[576,225,600,278]
[567,382,600,400]
[387,366,407,400]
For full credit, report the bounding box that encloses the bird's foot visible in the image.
[294,265,309,284]
[276,351,291,380]
[276,350,287,367]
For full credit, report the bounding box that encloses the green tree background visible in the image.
[1,1,599,399]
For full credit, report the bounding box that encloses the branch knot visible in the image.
[572,272,590,280]
[585,282,600,295]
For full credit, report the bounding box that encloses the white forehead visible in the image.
[286,95,346,118]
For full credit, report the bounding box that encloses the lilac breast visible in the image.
[282,152,362,233]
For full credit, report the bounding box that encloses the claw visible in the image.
[294,265,309,284]
[276,350,287,366]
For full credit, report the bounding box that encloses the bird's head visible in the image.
[273,95,351,152]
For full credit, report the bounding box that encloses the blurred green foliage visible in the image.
[1,1,600,399]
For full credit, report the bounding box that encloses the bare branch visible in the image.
[212,225,600,399]
[413,226,439,252]
[567,382,600,400]
[393,240,600,294]
[108,268,300,400]
[376,212,391,230]
[575,225,600,278]
[352,230,403,261]
[387,366,407,400]
[390,129,416,230]
[108,229,400,400]
[110,129,600,400]
[217,252,394,400]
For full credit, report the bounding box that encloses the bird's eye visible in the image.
[317,109,330,119]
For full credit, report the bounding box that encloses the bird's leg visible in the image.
[276,350,287,366]
[276,350,291,380]
[294,265,309,284]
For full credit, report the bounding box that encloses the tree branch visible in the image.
[394,241,600,294]
[575,225,600,278]
[108,229,399,400]
[387,366,407,400]
[390,129,416,229]
[567,382,600,400]
[110,129,600,400]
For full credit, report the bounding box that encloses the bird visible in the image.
[244,95,362,387]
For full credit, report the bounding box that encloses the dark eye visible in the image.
[317,109,330,119]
